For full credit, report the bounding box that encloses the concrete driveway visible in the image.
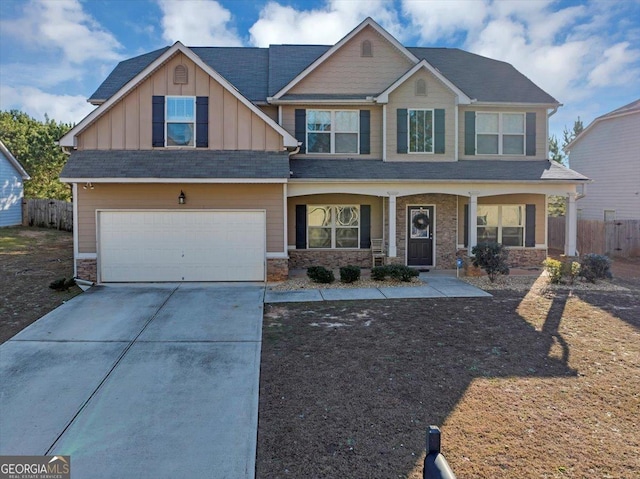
[0,283,264,479]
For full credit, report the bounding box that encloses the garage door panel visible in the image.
[99,211,265,282]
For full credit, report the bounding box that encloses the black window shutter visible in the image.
[434,108,445,154]
[397,109,408,153]
[359,110,370,154]
[295,205,307,249]
[360,205,371,249]
[195,97,209,148]
[464,204,469,247]
[526,112,536,156]
[152,96,165,147]
[464,111,475,156]
[295,109,306,154]
[525,204,536,247]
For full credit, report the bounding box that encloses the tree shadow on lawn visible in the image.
[572,288,640,331]
[257,291,578,479]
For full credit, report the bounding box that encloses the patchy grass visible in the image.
[0,226,81,343]
[257,272,640,478]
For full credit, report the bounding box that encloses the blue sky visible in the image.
[1,0,639,144]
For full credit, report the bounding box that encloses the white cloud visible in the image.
[249,0,403,47]
[588,42,640,87]
[0,85,96,125]
[157,0,242,46]
[1,0,122,64]
[401,0,489,43]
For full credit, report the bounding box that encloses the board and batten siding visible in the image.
[282,105,382,159]
[77,184,284,253]
[458,106,548,161]
[457,193,547,246]
[568,112,640,220]
[76,52,282,151]
[288,25,414,96]
[386,69,456,161]
[0,152,24,227]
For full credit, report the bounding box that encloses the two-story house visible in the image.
[60,18,587,283]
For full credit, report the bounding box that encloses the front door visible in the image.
[407,206,434,266]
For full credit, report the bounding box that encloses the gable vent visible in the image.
[174,64,188,84]
[361,40,373,57]
[415,78,427,96]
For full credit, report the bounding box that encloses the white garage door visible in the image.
[99,210,265,282]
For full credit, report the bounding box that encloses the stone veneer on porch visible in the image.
[385,194,458,269]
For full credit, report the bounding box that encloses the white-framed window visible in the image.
[477,204,525,247]
[306,110,359,154]
[166,96,195,147]
[476,112,525,155]
[308,205,360,249]
[408,109,433,153]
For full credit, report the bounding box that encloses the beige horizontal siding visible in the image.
[386,69,456,161]
[77,52,282,151]
[289,25,413,95]
[458,106,548,161]
[287,194,383,246]
[457,194,546,245]
[282,105,382,159]
[78,183,284,253]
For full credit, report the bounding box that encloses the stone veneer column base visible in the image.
[456,248,547,269]
[76,259,97,282]
[288,250,371,270]
[267,258,289,282]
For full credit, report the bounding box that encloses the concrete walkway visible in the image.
[264,273,491,303]
[0,283,264,479]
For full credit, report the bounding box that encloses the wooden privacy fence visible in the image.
[24,199,73,231]
[548,217,640,257]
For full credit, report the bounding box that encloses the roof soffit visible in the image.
[271,17,419,99]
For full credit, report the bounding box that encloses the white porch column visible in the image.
[388,192,398,257]
[468,191,478,255]
[565,192,578,256]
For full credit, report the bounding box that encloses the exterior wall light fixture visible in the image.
[178,190,186,204]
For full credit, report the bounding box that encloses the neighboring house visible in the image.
[0,140,30,227]
[565,99,640,221]
[59,18,587,283]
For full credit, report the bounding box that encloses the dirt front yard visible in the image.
[0,227,80,343]
[257,272,640,478]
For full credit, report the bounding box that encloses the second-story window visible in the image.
[307,110,359,154]
[409,109,433,153]
[477,112,525,155]
[166,96,195,147]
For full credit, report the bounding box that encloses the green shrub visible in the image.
[543,258,563,284]
[371,266,387,281]
[567,261,581,285]
[307,266,335,284]
[386,264,419,282]
[370,265,418,282]
[339,265,361,283]
[580,254,612,283]
[471,242,510,283]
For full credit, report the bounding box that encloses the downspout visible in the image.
[546,104,562,160]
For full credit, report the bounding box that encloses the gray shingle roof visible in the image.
[60,150,290,180]
[89,47,170,102]
[290,159,588,182]
[408,48,558,104]
[88,42,557,105]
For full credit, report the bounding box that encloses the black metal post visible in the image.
[423,426,457,479]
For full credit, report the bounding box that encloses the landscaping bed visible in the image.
[257,271,640,478]
[0,227,80,343]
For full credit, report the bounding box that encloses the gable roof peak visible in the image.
[271,16,418,99]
